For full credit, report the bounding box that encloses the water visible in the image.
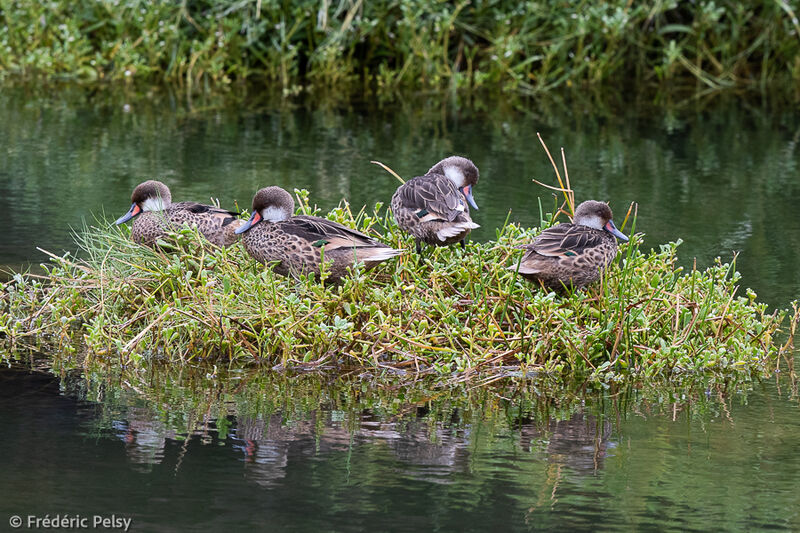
[3,86,800,531]
[1,359,799,531]
[3,87,800,304]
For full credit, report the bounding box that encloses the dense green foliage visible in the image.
[2,194,796,383]
[1,0,799,92]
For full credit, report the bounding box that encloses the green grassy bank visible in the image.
[1,0,799,93]
[2,193,797,384]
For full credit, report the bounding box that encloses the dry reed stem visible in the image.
[371,160,406,184]
[560,147,574,214]
[122,308,171,353]
[620,202,637,232]
[36,247,91,273]
[536,132,574,216]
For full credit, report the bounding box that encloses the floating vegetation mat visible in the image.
[2,194,798,384]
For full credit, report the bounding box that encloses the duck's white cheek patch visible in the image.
[444,166,466,188]
[580,215,604,231]
[141,198,166,212]
[260,206,289,222]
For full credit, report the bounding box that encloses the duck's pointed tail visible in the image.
[436,221,480,241]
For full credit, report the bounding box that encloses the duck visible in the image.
[390,156,480,253]
[509,200,629,291]
[235,186,403,281]
[115,180,243,247]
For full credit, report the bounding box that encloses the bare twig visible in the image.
[535,133,574,216]
[371,160,405,184]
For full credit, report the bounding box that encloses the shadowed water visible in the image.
[1,359,799,532]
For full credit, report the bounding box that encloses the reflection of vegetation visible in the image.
[1,1,799,93]
[3,190,796,383]
[11,350,795,471]
[5,349,800,530]
[21,350,789,440]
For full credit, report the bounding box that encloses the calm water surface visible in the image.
[2,87,800,305]
[2,86,800,531]
[1,359,799,531]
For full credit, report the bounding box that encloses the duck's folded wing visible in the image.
[396,176,465,222]
[177,202,241,226]
[288,216,385,250]
[530,223,607,257]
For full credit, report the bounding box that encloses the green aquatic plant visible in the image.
[1,189,796,384]
[1,0,799,93]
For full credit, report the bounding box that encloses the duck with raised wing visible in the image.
[115,180,243,247]
[509,200,629,291]
[391,155,480,253]
[235,186,402,281]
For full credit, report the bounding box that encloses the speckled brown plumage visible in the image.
[391,156,480,251]
[510,200,629,291]
[237,186,402,282]
[115,180,243,247]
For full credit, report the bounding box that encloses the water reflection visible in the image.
[521,412,613,474]
[235,414,299,486]
[2,357,799,531]
[113,408,178,468]
[111,399,613,486]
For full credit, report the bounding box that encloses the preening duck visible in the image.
[390,156,480,253]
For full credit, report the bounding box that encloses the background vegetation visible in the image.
[2,0,799,93]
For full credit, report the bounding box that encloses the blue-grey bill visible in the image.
[234,211,259,234]
[115,203,139,225]
[463,187,479,210]
[605,220,629,241]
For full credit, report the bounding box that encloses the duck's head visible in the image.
[115,180,172,224]
[235,186,294,234]
[573,200,629,241]
[428,156,480,210]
